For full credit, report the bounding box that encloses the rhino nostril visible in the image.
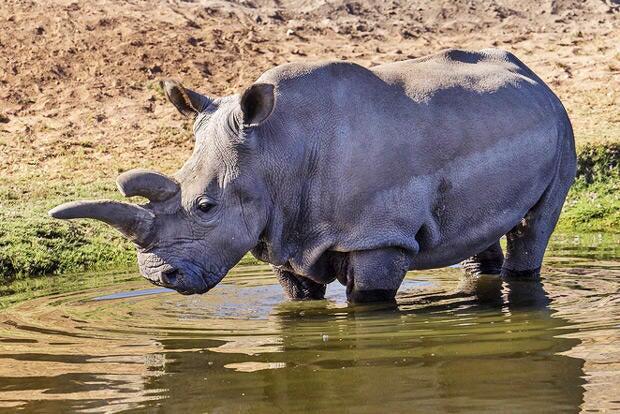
[161,269,179,286]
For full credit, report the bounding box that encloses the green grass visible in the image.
[0,179,137,284]
[0,218,136,282]
[0,143,617,291]
[557,143,619,233]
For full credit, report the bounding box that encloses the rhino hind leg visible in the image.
[461,241,504,275]
[273,266,327,300]
[345,248,411,304]
[502,137,576,279]
[502,200,559,280]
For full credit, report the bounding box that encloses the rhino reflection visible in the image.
[456,273,552,308]
[141,277,584,413]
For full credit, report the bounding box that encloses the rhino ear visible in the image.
[240,83,275,126]
[161,80,210,117]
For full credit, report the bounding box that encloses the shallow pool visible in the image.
[0,234,618,413]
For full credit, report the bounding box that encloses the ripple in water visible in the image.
[0,235,618,413]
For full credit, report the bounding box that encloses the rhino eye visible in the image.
[197,198,216,214]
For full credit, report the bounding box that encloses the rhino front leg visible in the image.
[272,266,327,300]
[345,248,411,303]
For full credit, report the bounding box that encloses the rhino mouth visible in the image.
[157,267,224,295]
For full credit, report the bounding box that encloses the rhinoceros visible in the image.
[50,48,576,303]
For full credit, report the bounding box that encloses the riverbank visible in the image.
[0,143,617,289]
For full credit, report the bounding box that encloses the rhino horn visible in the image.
[116,169,179,202]
[48,200,155,247]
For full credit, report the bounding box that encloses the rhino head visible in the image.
[50,80,276,294]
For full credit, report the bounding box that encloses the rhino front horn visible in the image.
[116,169,179,202]
[49,200,155,247]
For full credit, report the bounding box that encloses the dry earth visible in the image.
[1,0,619,190]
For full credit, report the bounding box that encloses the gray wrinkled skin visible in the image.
[50,48,576,303]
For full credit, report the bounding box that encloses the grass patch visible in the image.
[0,217,136,283]
[557,142,619,233]
[0,179,137,285]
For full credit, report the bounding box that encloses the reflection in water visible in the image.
[0,234,618,413]
[142,276,584,413]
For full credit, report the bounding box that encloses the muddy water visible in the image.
[0,234,618,413]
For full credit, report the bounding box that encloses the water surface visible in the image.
[0,234,618,413]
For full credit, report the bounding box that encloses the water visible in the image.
[0,234,618,413]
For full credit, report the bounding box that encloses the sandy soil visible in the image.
[0,0,619,185]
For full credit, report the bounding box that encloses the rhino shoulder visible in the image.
[371,48,543,101]
[404,48,523,69]
[439,47,517,64]
[256,60,375,88]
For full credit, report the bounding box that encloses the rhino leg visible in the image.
[457,241,504,302]
[345,248,410,304]
[502,139,575,279]
[461,241,504,275]
[272,266,327,300]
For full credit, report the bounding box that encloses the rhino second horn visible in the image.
[116,169,180,202]
[48,200,155,247]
